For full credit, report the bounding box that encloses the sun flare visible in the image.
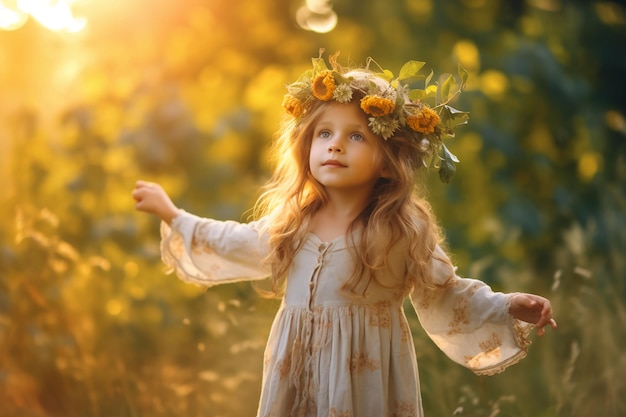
[0,0,86,32]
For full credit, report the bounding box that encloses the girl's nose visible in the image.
[328,144,342,152]
[327,139,343,153]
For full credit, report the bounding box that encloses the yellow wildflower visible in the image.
[360,95,395,117]
[407,107,440,134]
[312,71,336,101]
[282,94,304,118]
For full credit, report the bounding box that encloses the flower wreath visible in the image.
[282,50,470,183]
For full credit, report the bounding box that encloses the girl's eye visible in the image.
[350,133,364,142]
[319,130,331,139]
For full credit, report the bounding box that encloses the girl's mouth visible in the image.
[322,159,347,167]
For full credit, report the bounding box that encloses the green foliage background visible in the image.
[1,0,625,416]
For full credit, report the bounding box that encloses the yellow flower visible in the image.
[282,94,304,118]
[360,95,395,117]
[407,107,440,134]
[312,71,336,101]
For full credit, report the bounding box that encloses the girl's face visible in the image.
[309,101,386,194]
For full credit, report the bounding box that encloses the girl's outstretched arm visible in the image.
[509,293,557,336]
[132,180,180,224]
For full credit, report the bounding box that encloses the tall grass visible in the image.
[1,204,624,417]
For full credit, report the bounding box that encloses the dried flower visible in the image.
[281,52,469,182]
[360,95,396,117]
[368,117,399,140]
[312,70,335,101]
[407,107,440,134]
[282,94,304,118]
[332,83,353,103]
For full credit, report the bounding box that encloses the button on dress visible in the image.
[161,212,533,417]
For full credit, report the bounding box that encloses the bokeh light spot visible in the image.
[453,40,480,72]
[480,70,509,100]
[306,0,333,13]
[296,1,337,33]
[605,110,626,134]
[0,0,87,32]
[405,0,433,19]
[0,2,28,30]
[578,152,602,182]
[124,261,140,279]
[106,299,123,316]
[594,2,626,25]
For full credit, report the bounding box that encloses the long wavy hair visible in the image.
[254,71,448,297]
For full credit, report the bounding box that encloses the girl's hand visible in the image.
[132,180,180,224]
[509,293,557,336]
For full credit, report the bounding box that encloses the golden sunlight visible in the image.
[0,0,86,32]
[0,1,29,30]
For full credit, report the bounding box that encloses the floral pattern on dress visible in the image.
[277,355,292,380]
[479,332,503,352]
[348,352,381,373]
[161,212,535,417]
[192,223,215,254]
[448,295,469,335]
[391,401,419,417]
[368,300,392,328]
[329,408,353,417]
[400,317,411,344]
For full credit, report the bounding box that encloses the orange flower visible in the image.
[407,107,440,134]
[311,71,336,101]
[360,95,395,117]
[282,94,303,117]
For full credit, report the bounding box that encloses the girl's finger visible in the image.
[536,316,557,336]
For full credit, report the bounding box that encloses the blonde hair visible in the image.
[254,70,446,297]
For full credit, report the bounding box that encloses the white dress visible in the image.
[161,212,533,417]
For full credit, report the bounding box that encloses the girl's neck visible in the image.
[309,191,371,242]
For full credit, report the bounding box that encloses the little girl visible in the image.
[132,53,556,417]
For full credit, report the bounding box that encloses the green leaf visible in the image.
[409,85,437,101]
[443,143,460,163]
[287,82,311,98]
[399,75,427,86]
[439,74,453,104]
[398,61,426,81]
[458,64,468,88]
[445,105,468,116]
[395,85,406,107]
[425,69,434,87]
[333,72,350,85]
[440,105,470,128]
[376,69,395,81]
[312,57,329,73]
[438,163,455,183]
[438,144,459,183]
[409,89,426,100]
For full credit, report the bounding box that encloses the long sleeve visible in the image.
[160,211,271,287]
[410,245,533,376]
